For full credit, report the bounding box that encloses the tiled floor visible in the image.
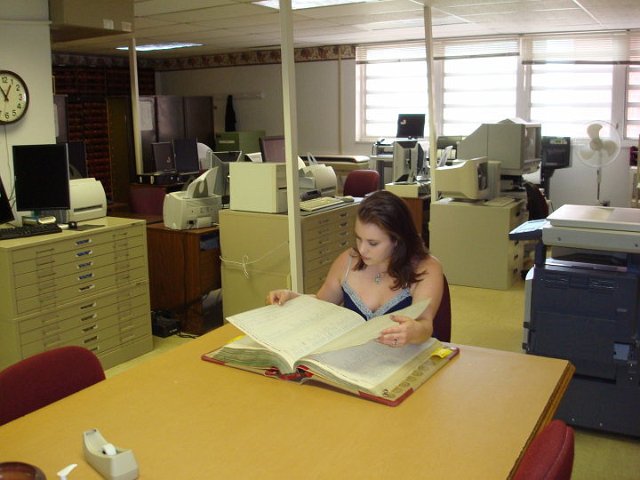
[108,279,640,479]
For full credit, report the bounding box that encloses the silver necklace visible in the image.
[374,272,386,284]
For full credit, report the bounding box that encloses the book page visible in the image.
[311,299,430,354]
[226,295,364,370]
[301,338,438,390]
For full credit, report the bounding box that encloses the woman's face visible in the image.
[355,219,396,268]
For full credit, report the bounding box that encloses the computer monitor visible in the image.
[416,141,429,180]
[392,140,418,182]
[541,137,571,169]
[12,144,71,214]
[436,157,490,201]
[457,119,541,176]
[0,174,14,225]
[66,141,88,179]
[259,136,285,163]
[209,151,242,203]
[396,114,425,139]
[173,138,200,173]
[152,142,175,172]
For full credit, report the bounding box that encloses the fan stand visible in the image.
[596,167,610,206]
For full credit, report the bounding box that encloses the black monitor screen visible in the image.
[152,142,175,172]
[67,141,87,178]
[396,114,425,139]
[541,136,571,169]
[12,144,70,212]
[260,136,286,163]
[173,138,200,173]
[0,174,14,225]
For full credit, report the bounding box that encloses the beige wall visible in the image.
[0,1,57,217]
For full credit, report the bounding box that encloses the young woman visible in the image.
[267,190,444,347]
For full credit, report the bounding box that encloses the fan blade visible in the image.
[602,139,619,157]
[579,146,596,161]
[587,123,603,140]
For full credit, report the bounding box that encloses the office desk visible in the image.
[0,325,573,479]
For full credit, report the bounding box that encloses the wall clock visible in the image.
[0,70,29,124]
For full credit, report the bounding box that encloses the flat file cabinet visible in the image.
[429,199,526,290]
[0,217,153,370]
[219,204,357,318]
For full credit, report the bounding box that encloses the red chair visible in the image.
[0,346,106,425]
[342,169,380,197]
[513,419,575,480]
[432,275,451,342]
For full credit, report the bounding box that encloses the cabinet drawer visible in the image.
[15,259,147,302]
[14,245,146,288]
[10,229,144,264]
[18,282,149,334]
[21,323,121,358]
[15,266,148,314]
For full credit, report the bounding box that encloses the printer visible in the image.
[519,204,640,437]
[298,163,337,197]
[163,168,222,230]
[43,178,107,223]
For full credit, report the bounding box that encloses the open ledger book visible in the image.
[203,295,459,406]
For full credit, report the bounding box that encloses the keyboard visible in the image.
[0,223,63,240]
[484,196,515,207]
[300,196,344,212]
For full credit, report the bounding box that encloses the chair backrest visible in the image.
[524,181,549,220]
[432,275,451,342]
[513,419,575,480]
[342,169,380,197]
[0,346,106,425]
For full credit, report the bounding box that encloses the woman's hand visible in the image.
[266,289,299,306]
[377,315,431,347]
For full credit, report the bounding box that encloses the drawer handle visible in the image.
[83,335,99,344]
[78,273,95,281]
[120,334,136,343]
[43,325,61,335]
[35,258,55,267]
[43,337,63,348]
[80,301,97,310]
[78,284,96,292]
[81,313,98,322]
[76,249,93,257]
[82,324,98,333]
[38,279,57,290]
[75,238,92,246]
[77,261,94,269]
[36,269,55,279]
[35,248,56,257]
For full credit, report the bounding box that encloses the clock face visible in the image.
[0,70,29,124]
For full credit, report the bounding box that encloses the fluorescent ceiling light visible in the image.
[116,42,203,52]
[254,0,375,10]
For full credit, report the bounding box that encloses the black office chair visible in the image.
[433,276,451,342]
[524,181,549,220]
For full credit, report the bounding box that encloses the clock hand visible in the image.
[0,86,8,102]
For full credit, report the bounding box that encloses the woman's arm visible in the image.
[378,255,444,346]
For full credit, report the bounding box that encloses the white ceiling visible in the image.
[50,0,640,58]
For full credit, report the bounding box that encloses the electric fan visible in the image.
[574,120,622,205]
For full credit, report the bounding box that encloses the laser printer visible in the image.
[163,168,222,230]
[518,204,640,437]
[43,177,107,223]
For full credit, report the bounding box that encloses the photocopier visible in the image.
[515,204,640,437]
